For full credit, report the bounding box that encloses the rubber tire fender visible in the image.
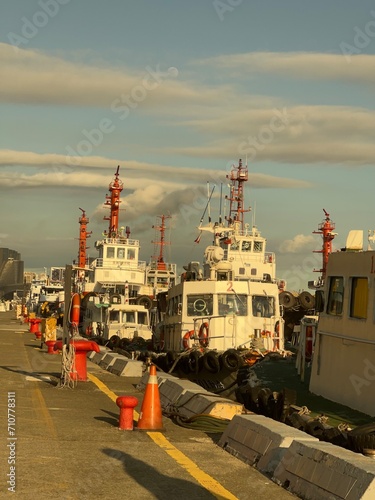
[203,351,220,373]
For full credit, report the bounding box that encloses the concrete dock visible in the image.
[0,311,297,500]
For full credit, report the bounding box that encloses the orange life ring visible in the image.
[199,322,209,347]
[183,330,195,350]
[70,293,81,325]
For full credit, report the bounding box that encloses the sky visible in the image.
[1,0,374,291]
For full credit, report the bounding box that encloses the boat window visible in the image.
[218,294,247,316]
[125,312,135,323]
[241,241,252,252]
[230,241,239,250]
[117,248,125,259]
[187,294,213,316]
[109,310,119,322]
[253,241,263,252]
[327,277,344,316]
[252,295,275,318]
[127,249,135,260]
[107,247,115,258]
[138,312,148,325]
[350,277,368,319]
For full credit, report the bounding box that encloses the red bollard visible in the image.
[54,340,100,381]
[45,340,59,354]
[116,396,139,430]
[29,318,42,339]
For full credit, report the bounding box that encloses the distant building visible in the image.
[0,248,25,300]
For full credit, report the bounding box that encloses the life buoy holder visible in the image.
[183,330,195,350]
[198,322,209,347]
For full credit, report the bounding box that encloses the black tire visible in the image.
[220,349,242,372]
[188,351,201,374]
[203,351,220,373]
[299,291,315,310]
[279,291,297,309]
[108,335,120,348]
[119,337,131,350]
[136,295,153,309]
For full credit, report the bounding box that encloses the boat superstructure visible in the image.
[310,228,375,417]
[156,159,284,355]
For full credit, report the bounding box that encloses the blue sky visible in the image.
[1,0,374,290]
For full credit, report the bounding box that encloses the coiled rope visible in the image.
[59,343,77,389]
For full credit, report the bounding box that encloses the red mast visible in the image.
[313,209,336,280]
[103,166,124,237]
[225,159,250,230]
[151,215,171,270]
[78,208,91,268]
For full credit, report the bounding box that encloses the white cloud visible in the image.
[279,234,316,253]
[198,52,375,85]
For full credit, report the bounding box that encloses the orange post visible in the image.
[136,365,164,431]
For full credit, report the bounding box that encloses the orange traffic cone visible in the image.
[137,364,164,431]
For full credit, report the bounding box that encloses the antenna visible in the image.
[219,183,223,225]
[199,184,215,226]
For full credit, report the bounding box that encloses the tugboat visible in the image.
[77,167,155,345]
[152,159,285,391]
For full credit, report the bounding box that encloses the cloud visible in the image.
[279,234,316,253]
[0,43,222,108]
[166,105,375,165]
[197,52,375,85]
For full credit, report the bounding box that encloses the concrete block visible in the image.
[99,352,127,369]
[108,358,143,377]
[88,351,107,364]
[137,371,242,420]
[273,439,375,499]
[218,414,318,474]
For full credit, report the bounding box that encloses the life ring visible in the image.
[261,330,272,338]
[199,322,209,347]
[182,330,195,350]
[70,293,81,325]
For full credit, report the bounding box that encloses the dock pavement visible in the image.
[0,310,297,499]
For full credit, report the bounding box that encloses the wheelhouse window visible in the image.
[187,294,213,316]
[253,241,263,252]
[128,248,135,260]
[109,310,119,322]
[138,312,148,325]
[218,294,247,316]
[241,241,251,252]
[350,277,368,319]
[327,277,344,316]
[252,295,275,318]
[107,247,115,258]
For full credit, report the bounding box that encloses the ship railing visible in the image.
[96,238,140,246]
[147,262,177,273]
[91,258,147,271]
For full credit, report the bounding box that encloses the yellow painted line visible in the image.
[148,431,238,500]
[88,372,238,500]
[32,387,58,438]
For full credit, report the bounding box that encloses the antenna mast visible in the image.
[225,158,250,230]
[77,208,91,268]
[103,166,124,237]
[151,215,172,270]
[313,209,336,281]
